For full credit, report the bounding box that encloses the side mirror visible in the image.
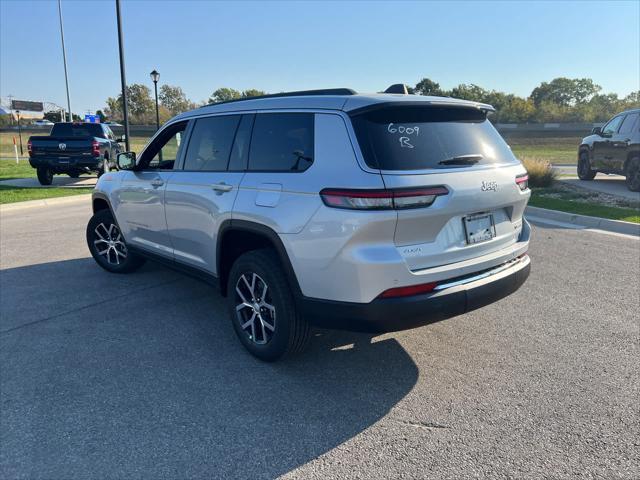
[591,126,602,136]
[117,151,136,170]
[117,134,127,143]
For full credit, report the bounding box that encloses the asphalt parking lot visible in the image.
[1,201,639,479]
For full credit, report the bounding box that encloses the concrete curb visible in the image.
[525,206,639,236]
[0,194,91,213]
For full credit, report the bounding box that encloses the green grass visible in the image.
[0,185,92,204]
[530,190,640,224]
[0,160,36,180]
[509,137,580,165]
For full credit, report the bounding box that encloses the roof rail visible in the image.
[204,88,357,107]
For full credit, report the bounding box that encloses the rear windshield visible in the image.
[350,106,518,171]
[50,123,104,138]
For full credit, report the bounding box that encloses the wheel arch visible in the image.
[92,193,116,217]
[217,220,302,298]
[624,151,640,174]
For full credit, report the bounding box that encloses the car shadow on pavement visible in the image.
[0,258,419,479]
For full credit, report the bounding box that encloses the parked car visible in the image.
[86,87,531,361]
[578,108,640,191]
[104,121,123,127]
[33,119,54,126]
[28,122,122,185]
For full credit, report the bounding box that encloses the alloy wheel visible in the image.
[234,272,276,345]
[93,222,127,265]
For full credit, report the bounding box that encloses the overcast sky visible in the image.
[1,0,638,114]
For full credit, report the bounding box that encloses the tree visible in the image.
[241,89,266,98]
[96,110,106,122]
[530,77,601,107]
[105,83,155,124]
[449,84,489,102]
[208,87,267,104]
[209,87,242,103]
[414,78,444,96]
[159,84,194,115]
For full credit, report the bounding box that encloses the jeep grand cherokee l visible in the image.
[86,88,531,361]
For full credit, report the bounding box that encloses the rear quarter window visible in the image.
[350,106,518,171]
[248,113,314,172]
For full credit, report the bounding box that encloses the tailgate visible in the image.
[30,137,94,157]
[382,165,529,270]
[349,103,530,271]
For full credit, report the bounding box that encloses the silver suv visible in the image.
[86,88,531,361]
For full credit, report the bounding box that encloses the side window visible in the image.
[602,115,624,135]
[618,113,639,135]
[139,122,187,170]
[228,114,255,171]
[182,115,240,171]
[248,113,314,172]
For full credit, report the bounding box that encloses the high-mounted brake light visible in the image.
[516,174,529,191]
[320,186,448,210]
[91,140,100,157]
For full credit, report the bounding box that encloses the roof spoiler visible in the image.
[384,84,410,94]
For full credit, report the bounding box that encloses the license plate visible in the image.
[463,213,496,245]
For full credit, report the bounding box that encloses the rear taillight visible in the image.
[378,282,438,298]
[320,186,448,210]
[515,174,529,191]
[27,140,33,156]
[92,140,100,157]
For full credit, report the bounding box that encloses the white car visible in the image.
[33,120,54,126]
[87,86,532,361]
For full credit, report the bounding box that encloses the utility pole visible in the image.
[7,94,14,126]
[115,0,130,151]
[57,0,72,122]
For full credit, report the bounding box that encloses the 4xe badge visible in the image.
[481,180,498,192]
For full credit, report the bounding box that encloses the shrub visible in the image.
[521,157,557,188]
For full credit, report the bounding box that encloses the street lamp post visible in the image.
[150,69,160,131]
[115,0,130,152]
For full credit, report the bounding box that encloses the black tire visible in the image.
[68,172,80,178]
[625,156,640,192]
[36,166,53,185]
[97,155,108,178]
[86,209,145,273]
[577,151,597,181]
[227,249,310,361]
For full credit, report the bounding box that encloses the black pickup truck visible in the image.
[28,122,122,185]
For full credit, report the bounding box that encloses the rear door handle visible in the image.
[151,179,164,188]
[211,182,233,192]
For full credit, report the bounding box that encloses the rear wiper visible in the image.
[438,154,483,166]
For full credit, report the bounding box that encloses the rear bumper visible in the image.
[298,254,530,333]
[29,156,102,171]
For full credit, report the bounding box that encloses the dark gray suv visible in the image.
[578,109,640,191]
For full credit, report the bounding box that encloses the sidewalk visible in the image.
[0,176,97,188]
[552,164,639,202]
